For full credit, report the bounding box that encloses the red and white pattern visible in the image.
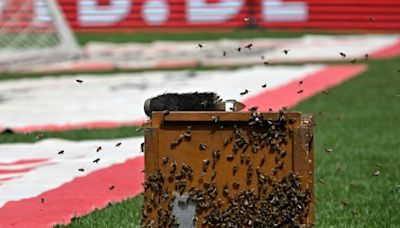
[0,63,366,227]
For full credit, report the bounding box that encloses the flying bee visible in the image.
[78,168,85,172]
[297,89,304,94]
[140,142,145,153]
[58,150,64,155]
[365,54,369,60]
[240,89,249,96]
[41,198,45,204]
[263,61,269,65]
[322,90,329,94]
[76,79,83,84]
[236,47,241,52]
[109,185,115,191]
[222,51,227,57]
[318,178,326,185]
[35,133,44,140]
[339,52,346,58]
[282,49,290,55]
[226,155,234,161]
[325,148,333,153]
[115,142,122,147]
[245,43,253,50]
[93,158,100,164]
[262,83,267,88]
[96,146,102,152]
[197,43,203,49]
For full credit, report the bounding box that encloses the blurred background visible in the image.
[0,0,399,227]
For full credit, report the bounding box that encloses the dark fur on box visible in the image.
[144,92,220,117]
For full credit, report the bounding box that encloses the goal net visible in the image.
[0,0,80,72]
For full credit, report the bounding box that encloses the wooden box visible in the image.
[142,111,314,227]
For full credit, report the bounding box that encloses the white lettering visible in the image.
[78,0,132,26]
[142,0,169,25]
[187,0,244,23]
[261,0,308,22]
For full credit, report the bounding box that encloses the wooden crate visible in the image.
[143,111,314,227]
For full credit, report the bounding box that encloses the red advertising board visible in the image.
[7,0,400,31]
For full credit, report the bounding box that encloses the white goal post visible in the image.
[0,0,80,72]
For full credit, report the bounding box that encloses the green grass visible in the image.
[75,29,309,45]
[0,126,143,144]
[49,56,400,227]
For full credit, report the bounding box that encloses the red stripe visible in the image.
[243,65,367,111]
[0,167,35,175]
[0,176,20,182]
[0,157,144,228]
[0,159,48,166]
[369,40,400,58]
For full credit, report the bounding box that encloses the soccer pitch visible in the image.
[1,30,400,227]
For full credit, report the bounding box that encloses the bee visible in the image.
[96,146,102,152]
[226,155,234,161]
[162,110,170,116]
[93,158,100,164]
[223,138,229,147]
[109,185,115,191]
[236,47,241,52]
[200,100,208,106]
[41,198,45,204]
[373,170,380,176]
[162,156,169,165]
[245,43,253,50]
[282,49,290,55]
[325,148,333,153]
[350,58,357,64]
[199,143,207,151]
[263,61,269,65]
[211,170,216,180]
[339,52,346,58]
[76,79,83,84]
[115,142,122,147]
[322,89,329,94]
[260,155,266,166]
[232,166,238,175]
[35,133,44,140]
[222,51,227,57]
[78,168,85,172]
[212,115,219,123]
[203,160,210,172]
[197,43,203,48]
[318,178,326,185]
[140,142,145,153]
[170,160,177,174]
[262,83,267,88]
[240,89,249,96]
[212,149,220,160]
[136,126,143,132]
[365,54,369,60]
[297,89,304,94]
[58,150,64,155]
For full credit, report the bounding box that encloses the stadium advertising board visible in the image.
[55,0,400,31]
